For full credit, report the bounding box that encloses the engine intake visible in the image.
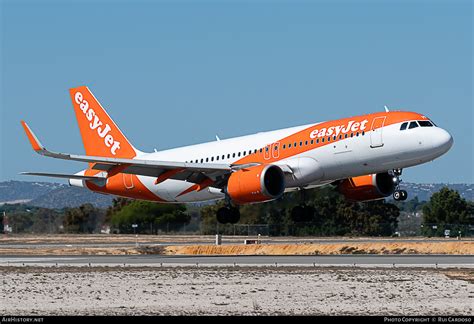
[227,164,285,204]
[337,172,397,202]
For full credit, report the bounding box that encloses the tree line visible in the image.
[0,187,472,236]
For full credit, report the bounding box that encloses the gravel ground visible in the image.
[0,266,472,315]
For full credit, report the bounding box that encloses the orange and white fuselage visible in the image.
[21,86,453,205]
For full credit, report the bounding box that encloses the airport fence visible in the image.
[149,222,474,237]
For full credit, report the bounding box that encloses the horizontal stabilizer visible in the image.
[20,172,106,180]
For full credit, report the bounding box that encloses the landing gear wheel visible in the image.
[393,191,401,201]
[400,190,408,201]
[393,190,408,201]
[217,207,230,224]
[291,205,315,222]
[229,207,240,224]
[303,206,315,222]
[216,207,241,224]
[291,205,305,222]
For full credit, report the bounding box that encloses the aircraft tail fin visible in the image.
[69,86,142,158]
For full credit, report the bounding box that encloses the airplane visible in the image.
[21,86,453,224]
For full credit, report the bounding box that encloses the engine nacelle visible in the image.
[337,172,397,202]
[227,164,285,204]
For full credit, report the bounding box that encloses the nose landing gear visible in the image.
[392,169,408,201]
[393,190,407,201]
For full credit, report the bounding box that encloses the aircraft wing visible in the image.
[20,121,260,187]
[19,172,106,180]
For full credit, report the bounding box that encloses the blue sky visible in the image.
[1,0,472,183]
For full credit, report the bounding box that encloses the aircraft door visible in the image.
[370,117,386,148]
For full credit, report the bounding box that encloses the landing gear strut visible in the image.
[392,169,408,201]
[291,188,315,222]
[216,194,240,224]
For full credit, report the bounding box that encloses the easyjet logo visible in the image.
[75,92,121,155]
[310,119,369,139]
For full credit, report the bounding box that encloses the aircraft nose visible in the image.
[434,128,453,154]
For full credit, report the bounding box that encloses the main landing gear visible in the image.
[291,188,315,222]
[392,168,408,201]
[291,204,315,222]
[216,206,240,224]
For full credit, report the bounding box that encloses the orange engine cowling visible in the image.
[227,164,285,204]
[337,172,397,202]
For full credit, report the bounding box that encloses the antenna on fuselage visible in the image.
[384,105,390,112]
[215,135,221,141]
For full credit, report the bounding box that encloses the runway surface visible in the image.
[0,254,472,267]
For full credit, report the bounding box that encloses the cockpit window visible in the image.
[400,122,408,131]
[418,120,433,127]
[408,121,419,129]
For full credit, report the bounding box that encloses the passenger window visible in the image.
[333,136,336,141]
[294,142,297,147]
[350,133,353,138]
[243,151,246,156]
[265,147,269,152]
[206,158,209,162]
[259,148,263,153]
[356,132,359,137]
[344,134,348,139]
[248,150,252,155]
[322,138,325,143]
[305,141,308,145]
[400,122,408,130]
[274,146,278,150]
[409,121,418,129]
[316,139,319,144]
[327,137,331,142]
[362,131,365,136]
[254,149,257,153]
[211,157,214,161]
[418,120,433,127]
[310,140,314,145]
[238,152,241,157]
[216,156,219,161]
[288,143,292,148]
[200,159,203,163]
[233,153,236,158]
[222,155,225,159]
[283,144,286,149]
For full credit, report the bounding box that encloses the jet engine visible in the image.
[227,164,285,204]
[337,172,397,202]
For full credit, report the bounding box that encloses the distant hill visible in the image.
[0,180,472,209]
[398,182,473,202]
[0,181,113,209]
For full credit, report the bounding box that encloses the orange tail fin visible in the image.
[69,86,140,158]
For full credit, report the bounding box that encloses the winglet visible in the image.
[21,121,46,153]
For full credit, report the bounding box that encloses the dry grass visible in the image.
[165,241,474,255]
